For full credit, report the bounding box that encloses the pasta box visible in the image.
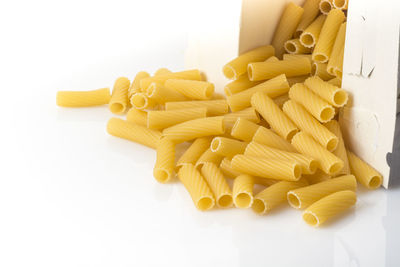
[184,0,399,188]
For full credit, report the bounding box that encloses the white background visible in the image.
[0,1,399,266]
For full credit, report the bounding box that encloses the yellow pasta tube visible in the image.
[304,76,348,107]
[224,74,263,96]
[252,179,308,215]
[222,45,275,80]
[147,108,207,130]
[106,118,161,149]
[154,137,175,183]
[165,99,229,116]
[176,137,212,168]
[289,83,335,123]
[211,92,225,100]
[177,164,215,211]
[219,157,242,178]
[319,0,333,15]
[312,9,345,63]
[146,82,188,104]
[248,58,311,81]
[109,77,130,114]
[287,75,310,86]
[245,141,318,175]
[195,148,224,169]
[231,118,260,142]
[327,22,346,77]
[223,107,260,132]
[295,0,321,38]
[287,174,357,209]
[251,92,299,141]
[327,77,342,87]
[304,170,331,184]
[271,2,304,58]
[210,137,247,158]
[284,39,312,54]
[291,132,343,175]
[140,69,202,90]
[232,154,302,181]
[154,68,171,76]
[252,126,297,152]
[324,120,350,175]
[283,54,313,62]
[299,15,327,48]
[347,150,383,189]
[129,71,150,98]
[273,93,290,108]
[201,163,233,208]
[56,88,111,107]
[164,79,214,100]
[333,0,348,10]
[162,116,225,143]
[227,74,289,112]
[232,174,254,208]
[303,190,356,227]
[311,62,335,80]
[130,93,156,110]
[126,108,147,126]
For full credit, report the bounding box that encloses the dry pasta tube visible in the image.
[333,0,348,10]
[130,93,156,110]
[126,108,147,126]
[154,138,175,183]
[295,0,321,38]
[291,132,343,175]
[327,77,342,87]
[222,45,275,80]
[347,150,383,189]
[195,148,223,169]
[273,93,290,108]
[177,164,215,211]
[324,120,350,175]
[284,39,312,54]
[287,75,310,86]
[140,69,202,90]
[109,77,130,114]
[253,177,279,187]
[319,0,333,15]
[232,155,302,181]
[129,71,149,98]
[56,88,111,107]
[327,22,346,77]
[271,2,304,58]
[106,118,161,149]
[154,68,171,76]
[227,74,289,112]
[162,116,225,143]
[233,174,254,208]
[231,118,260,142]
[211,137,247,158]
[211,92,225,100]
[287,174,356,209]
[146,82,188,104]
[165,99,229,116]
[176,137,212,168]
[305,76,348,107]
[219,158,242,179]
[251,92,299,141]
[283,54,312,62]
[224,74,263,96]
[147,108,207,130]
[252,179,308,215]
[311,62,335,81]
[223,107,260,132]
[252,126,296,152]
[248,58,311,81]
[201,163,233,208]
[303,190,356,227]
[304,170,331,184]
[164,79,214,100]
[300,15,327,48]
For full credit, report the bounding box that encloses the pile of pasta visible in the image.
[56,0,383,227]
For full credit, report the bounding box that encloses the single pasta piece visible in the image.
[222,45,275,80]
[304,76,348,107]
[248,58,311,81]
[154,68,172,76]
[299,15,327,48]
[146,82,188,104]
[223,107,260,132]
[273,93,290,108]
[165,99,229,116]
[311,62,335,80]
[177,164,215,211]
[154,138,175,183]
[129,71,150,98]
[284,39,312,54]
[287,75,310,86]
[176,137,212,168]
[287,174,356,209]
[162,116,225,143]
[283,54,312,63]
[56,88,111,107]
[227,74,289,112]
[319,0,333,15]
[220,157,242,178]
[106,118,161,149]
[271,2,304,58]
[231,118,260,142]
[304,170,331,184]
[291,132,343,175]
[224,74,263,96]
[333,0,348,10]
[303,190,356,227]
[140,69,202,90]
[251,92,299,141]
[195,148,223,169]
[265,56,280,62]
[245,141,318,175]
[211,137,247,158]
[252,179,308,215]
[312,9,345,63]
[164,79,214,100]
[327,22,346,77]
[126,108,147,126]
[289,83,335,123]
[232,155,302,181]
[327,77,342,87]
[130,93,156,110]
[233,174,254,208]
[147,108,207,130]
[324,120,350,175]
[252,126,297,152]
[347,150,383,189]
[109,77,130,114]
[295,0,321,38]
[201,163,233,208]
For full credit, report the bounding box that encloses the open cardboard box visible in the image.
[185,0,399,188]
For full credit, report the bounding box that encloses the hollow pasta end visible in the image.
[303,211,320,227]
[368,176,382,189]
[287,192,301,209]
[252,198,267,214]
[223,65,236,80]
[234,192,253,209]
[217,194,233,208]
[197,197,214,211]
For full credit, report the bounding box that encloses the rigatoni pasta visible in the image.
[304,76,348,107]
[126,108,147,126]
[284,39,312,54]
[56,88,111,107]
[140,69,203,90]
[195,148,224,169]
[252,126,297,152]
[154,138,175,183]
[211,137,247,158]
[233,174,254,208]
[130,93,156,110]
[154,68,171,76]
[224,74,262,96]
[129,71,149,98]
[201,162,233,208]
[223,107,260,131]
[165,99,229,116]
[324,120,350,175]
[176,137,212,168]
[231,118,260,142]
[311,62,335,80]
[248,58,311,81]
[219,157,242,179]
[164,79,214,100]
[146,82,188,104]
[347,150,383,189]
[299,14,327,48]
[147,108,207,130]
[295,0,321,38]
[319,0,333,15]
[109,77,130,114]
[327,22,346,77]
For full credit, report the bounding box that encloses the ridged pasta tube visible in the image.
[223,107,260,132]
[232,154,302,181]
[147,108,207,130]
[106,118,161,149]
[140,69,202,90]
[126,108,147,126]
[347,150,383,189]
[56,88,111,107]
[165,99,229,116]
[291,132,343,175]
[130,93,156,110]
[303,190,356,227]
[211,137,247,158]
[231,118,260,142]
[304,76,348,107]
[287,75,310,86]
[154,68,171,76]
[201,163,233,208]
[154,138,175,183]
[319,0,333,15]
[195,148,223,169]
[299,15,327,48]
[324,120,350,175]
[162,116,225,143]
[295,0,321,38]
[177,164,215,211]
[327,77,342,87]
[176,137,212,168]
[109,77,130,114]
[252,126,296,152]
[287,175,357,209]
[146,82,188,104]
[129,71,150,98]
[219,158,242,179]
[327,22,346,77]
[233,174,254,208]
[333,0,348,10]
[311,62,335,80]
[251,92,299,141]
[248,58,311,81]
[164,79,214,100]
[224,74,263,95]
[283,54,312,62]
[284,39,312,54]
[222,45,275,80]
[273,93,290,108]
[304,170,331,184]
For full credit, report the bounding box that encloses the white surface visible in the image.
[0,1,399,267]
